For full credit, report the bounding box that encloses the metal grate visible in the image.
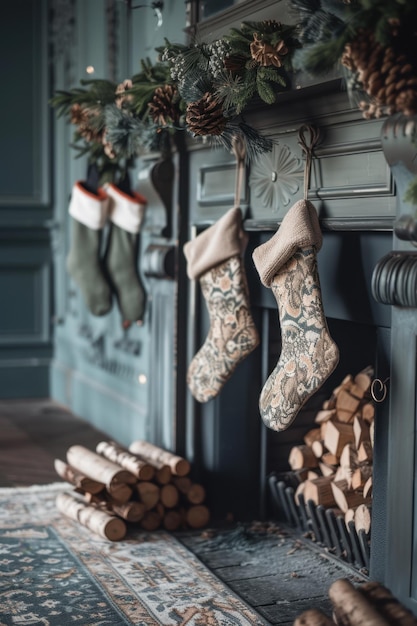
[268,472,370,574]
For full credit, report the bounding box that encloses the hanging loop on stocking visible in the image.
[232,134,246,209]
[298,124,320,200]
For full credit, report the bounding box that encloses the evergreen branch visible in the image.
[404,177,417,206]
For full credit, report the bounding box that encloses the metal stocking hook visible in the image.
[370,377,390,403]
[297,124,320,199]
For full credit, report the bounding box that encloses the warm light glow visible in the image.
[86,65,95,74]
[138,374,147,385]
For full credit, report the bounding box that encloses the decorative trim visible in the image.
[372,251,417,308]
[249,142,303,211]
[198,163,247,206]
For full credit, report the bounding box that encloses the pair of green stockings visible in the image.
[66,181,147,325]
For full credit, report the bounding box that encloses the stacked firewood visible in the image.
[294,578,417,625]
[54,439,209,541]
[288,367,375,537]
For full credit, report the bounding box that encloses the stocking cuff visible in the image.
[68,182,110,230]
[106,184,147,233]
[253,199,322,287]
[184,207,247,280]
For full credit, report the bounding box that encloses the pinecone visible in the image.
[185,93,226,137]
[250,33,288,68]
[70,105,102,143]
[342,28,417,118]
[148,85,179,126]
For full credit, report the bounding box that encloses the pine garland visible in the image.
[50,5,416,204]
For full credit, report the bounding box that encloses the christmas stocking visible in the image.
[66,182,112,316]
[104,184,147,325]
[252,199,339,432]
[184,207,260,403]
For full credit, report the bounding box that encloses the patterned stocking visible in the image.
[252,199,339,431]
[184,207,259,403]
[104,184,147,325]
[66,182,112,316]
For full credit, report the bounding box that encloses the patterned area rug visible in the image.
[0,483,269,625]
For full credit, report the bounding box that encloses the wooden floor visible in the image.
[0,398,365,625]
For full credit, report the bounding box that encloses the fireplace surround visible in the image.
[179,64,417,612]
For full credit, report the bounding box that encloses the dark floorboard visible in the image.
[0,398,366,625]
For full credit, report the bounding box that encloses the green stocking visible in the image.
[66,182,112,316]
[104,184,147,325]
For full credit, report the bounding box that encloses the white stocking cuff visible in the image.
[106,184,147,233]
[68,182,110,230]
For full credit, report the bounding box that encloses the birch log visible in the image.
[96,441,155,481]
[329,578,391,626]
[128,440,190,476]
[56,492,126,541]
[293,608,335,625]
[66,445,137,487]
[54,459,105,495]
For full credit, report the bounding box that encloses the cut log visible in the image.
[331,481,369,514]
[315,409,336,424]
[361,402,375,423]
[289,445,319,470]
[293,608,335,625]
[328,578,391,626]
[140,510,162,531]
[154,465,172,485]
[82,491,145,523]
[369,420,375,448]
[113,501,145,522]
[160,484,179,508]
[320,422,329,441]
[354,366,373,392]
[360,581,417,625]
[173,477,206,504]
[319,462,336,478]
[96,441,155,481]
[304,476,336,508]
[294,468,309,483]
[322,398,336,410]
[354,504,372,535]
[136,481,160,510]
[54,459,105,495]
[312,440,325,459]
[351,465,373,491]
[353,417,371,450]
[163,509,182,531]
[322,452,338,466]
[324,421,354,457]
[358,441,373,463]
[335,389,361,422]
[128,440,190,476]
[333,465,352,488]
[56,492,126,541]
[304,428,323,447]
[185,505,210,529]
[363,476,373,499]
[107,482,133,504]
[339,443,359,472]
[66,445,137,488]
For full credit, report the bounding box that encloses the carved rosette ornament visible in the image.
[249,143,303,211]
